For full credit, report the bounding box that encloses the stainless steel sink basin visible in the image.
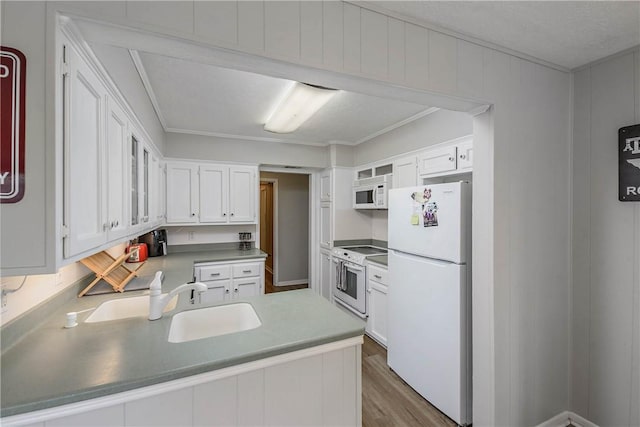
[85,294,177,323]
[168,303,261,343]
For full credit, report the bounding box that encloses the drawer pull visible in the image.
[242,270,252,273]
[210,273,221,276]
[374,274,382,279]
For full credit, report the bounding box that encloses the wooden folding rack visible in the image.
[78,249,143,297]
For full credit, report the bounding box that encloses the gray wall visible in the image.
[572,49,640,427]
[166,133,328,168]
[261,172,309,284]
[353,109,472,166]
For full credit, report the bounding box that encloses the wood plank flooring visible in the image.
[264,270,308,294]
[362,336,456,427]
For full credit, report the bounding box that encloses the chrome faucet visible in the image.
[148,271,208,320]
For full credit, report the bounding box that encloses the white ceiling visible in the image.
[136,52,434,146]
[371,1,640,70]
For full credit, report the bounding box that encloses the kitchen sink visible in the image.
[85,294,177,323]
[168,303,261,343]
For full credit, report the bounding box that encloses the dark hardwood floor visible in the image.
[264,270,308,294]
[362,336,456,427]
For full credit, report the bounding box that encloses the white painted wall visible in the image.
[90,43,166,153]
[571,48,640,427]
[353,109,473,166]
[260,172,309,284]
[1,2,574,425]
[165,133,328,168]
[166,225,256,246]
[0,2,50,274]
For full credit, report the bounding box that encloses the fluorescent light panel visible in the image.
[264,83,338,134]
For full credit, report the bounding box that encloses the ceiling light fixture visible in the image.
[264,82,338,134]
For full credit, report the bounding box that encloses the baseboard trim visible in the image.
[536,411,599,427]
[275,279,308,287]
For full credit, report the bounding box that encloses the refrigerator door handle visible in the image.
[389,249,462,266]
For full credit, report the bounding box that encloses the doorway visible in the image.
[260,171,310,294]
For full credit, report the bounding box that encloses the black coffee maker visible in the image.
[139,229,167,257]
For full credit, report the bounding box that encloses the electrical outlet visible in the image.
[55,271,64,286]
[188,231,195,241]
[1,291,8,314]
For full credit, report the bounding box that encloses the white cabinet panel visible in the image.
[201,280,232,304]
[234,277,260,298]
[64,44,108,257]
[361,9,388,79]
[320,202,332,248]
[193,376,237,426]
[238,1,265,52]
[367,281,388,347]
[126,1,194,34]
[237,370,265,426]
[393,156,417,188]
[232,262,261,278]
[125,387,192,426]
[320,169,332,202]
[300,1,323,65]
[199,164,228,223]
[46,405,124,427]
[343,3,361,73]
[428,31,458,94]
[322,1,344,70]
[105,96,129,240]
[388,18,405,83]
[194,1,238,45]
[166,163,198,223]
[319,249,332,301]
[265,1,300,59]
[457,139,473,172]
[404,23,429,88]
[417,145,457,177]
[321,349,346,427]
[229,166,256,223]
[264,354,324,426]
[198,264,231,282]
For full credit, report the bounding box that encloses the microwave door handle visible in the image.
[372,187,377,206]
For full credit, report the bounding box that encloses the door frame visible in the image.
[259,178,278,283]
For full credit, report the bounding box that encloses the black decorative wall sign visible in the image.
[620,124,640,201]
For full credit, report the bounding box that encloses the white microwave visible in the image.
[353,175,390,209]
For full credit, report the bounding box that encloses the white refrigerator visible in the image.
[387,182,471,426]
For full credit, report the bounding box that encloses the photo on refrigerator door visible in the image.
[409,188,439,227]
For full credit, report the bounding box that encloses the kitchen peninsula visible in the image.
[1,249,364,427]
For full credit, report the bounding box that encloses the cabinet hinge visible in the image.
[61,225,70,239]
[61,45,69,76]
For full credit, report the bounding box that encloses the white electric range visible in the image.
[331,245,387,318]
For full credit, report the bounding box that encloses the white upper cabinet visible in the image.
[229,166,256,223]
[167,162,257,225]
[166,162,199,224]
[62,36,162,261]
[64,44,109,258]
[199,164,228,223]
[320,169,332,202]
[392,156,417,188]
[457,138,473,172]
[105,96,130,241]
[417,145,458,177]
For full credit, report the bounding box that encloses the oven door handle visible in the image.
[334,298,368,320]
[345,264,364,272]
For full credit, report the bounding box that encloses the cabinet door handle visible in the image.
[242,270,252,273]
[223,213,227,216]
[234,287,239,293]
[367,288,372,293]
[191,213,195,217]
[225,289,230,293]
[103,223,109,231]
[210,273,220,276]
[448,156,454,162]
[460,154,466,160]
[231,213,234,216]
[374,274,382,279]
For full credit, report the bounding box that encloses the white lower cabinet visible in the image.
[10,340,362,427]
[319,249,332,301]
[366,263,388,347]
[195,259,264,303]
